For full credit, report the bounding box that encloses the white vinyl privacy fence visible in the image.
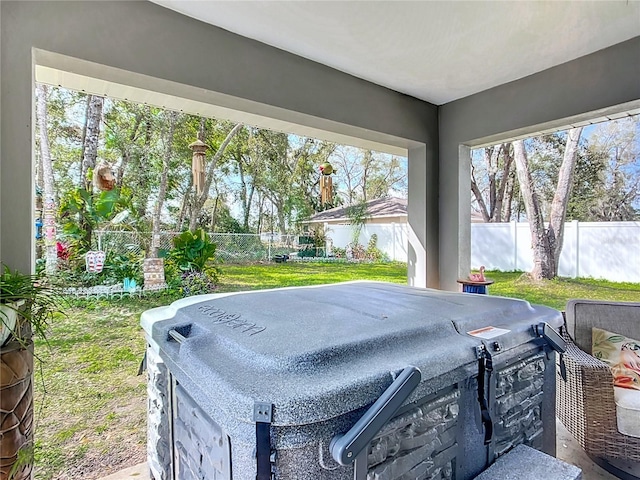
[471,221,640,283]
[324,223,409,262]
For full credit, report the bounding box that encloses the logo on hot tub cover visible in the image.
[197,305,266,336]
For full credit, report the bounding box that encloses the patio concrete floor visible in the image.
[99,420,619,480]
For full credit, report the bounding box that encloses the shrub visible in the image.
[179,271,217,297]
[365,234,388,262]
[169,229,218,273]
[103,252,143,284]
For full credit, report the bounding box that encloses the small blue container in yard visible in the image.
[457,279,494,294]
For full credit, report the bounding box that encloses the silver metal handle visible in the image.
[330,366,421,466]
[168,329,186,344]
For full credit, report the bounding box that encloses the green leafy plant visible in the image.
[169,229,218,273]
[59,188,129,252]
[103,252,143,284]
[1,265,64,346]
[345,201,370,245]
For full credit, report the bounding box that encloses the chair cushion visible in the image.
[565,299,640,354]
[614,387,640,438]
[592,327,640,391]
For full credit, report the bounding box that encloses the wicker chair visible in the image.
[557,299,640,480]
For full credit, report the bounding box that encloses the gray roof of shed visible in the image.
[305,197,407,223]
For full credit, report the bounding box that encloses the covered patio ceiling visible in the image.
[152,0,640,105]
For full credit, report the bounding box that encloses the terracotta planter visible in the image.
[0,341,33,480]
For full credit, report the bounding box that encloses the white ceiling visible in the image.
[152,1,640,105]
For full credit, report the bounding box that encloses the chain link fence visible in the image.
[93,230,311,263]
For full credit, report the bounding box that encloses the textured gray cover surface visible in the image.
[473,444,582,480]
[149,282,562,428]
[143,281,563,479]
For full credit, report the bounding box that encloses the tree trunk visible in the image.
[471,143,514,223]
[80,95,104,191]
[189,123,243,231]
[513,139,554,280]
[177,178,193,231]
[548,127,583,273]
[513,128,583,280]
[35,84,57,275]
[78,97,90,188]
[471,162,491,222]
[210,195,219,232]
[115,112,143,187]
[494,143,514,222]
[276,201,287,235]
[150,112,176,257]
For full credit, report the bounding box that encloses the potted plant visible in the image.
[0,265,63,480]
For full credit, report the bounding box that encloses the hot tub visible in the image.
[142,281,565,480]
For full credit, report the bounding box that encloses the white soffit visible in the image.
[35,62,409,156]
[151,0,640,105]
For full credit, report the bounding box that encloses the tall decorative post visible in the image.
[188,139,209,195]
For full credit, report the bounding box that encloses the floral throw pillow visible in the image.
[592,327,640,391]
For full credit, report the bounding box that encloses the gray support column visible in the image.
[408,144,439,289]
[407,145,427,288]
[0,23,34,272]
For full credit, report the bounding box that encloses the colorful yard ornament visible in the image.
[319,161,335,176]
[85,250,106,273]
[35,218,43,239]
[93,162,116,191]
[123,278,138,293]
[143,258,165,289]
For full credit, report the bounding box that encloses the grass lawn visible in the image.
[33,262,639,479]
[216,261,408,291]
[486,270,640,310]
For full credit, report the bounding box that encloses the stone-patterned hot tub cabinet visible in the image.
[367,389,460,480]
[141,282,564,480]
[493,353,546,457]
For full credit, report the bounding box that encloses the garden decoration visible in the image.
[188,139,209,195]
[469,266,486,282]
[34,218,43,240]
[319,161,336,207]
[43,195,56,244]
[123,278,138,293]
[93,162,116,191]
[143,258,165,289]
[85,250,106,273]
